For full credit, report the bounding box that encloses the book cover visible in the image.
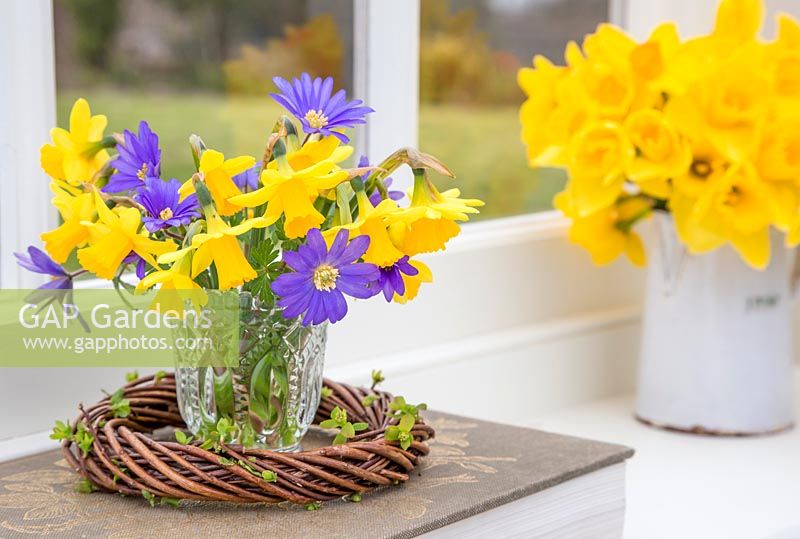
[0,411,633,538]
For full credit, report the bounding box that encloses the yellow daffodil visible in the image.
[77,190,177,280]
[672,162,773,268]
[394,260,433,304]
[767,14,800,116]
[136,249,207,312]
[518,56,584,166]
[570,26,637,119]
[667,42,770,161]
[713,0,763,46]
[630,23,682,102]
[179,150,254,216]
[624,109,691,198]
[564,121,634,216]
[40,98,110,185]
[229,138,352,239]
[324,191,404,267]
[40,185,96,263]
[161,184,269,290]
[272,134,352,174]
[386,173,483,256]
[556,191,650,266]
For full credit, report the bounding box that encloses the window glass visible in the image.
[419,0,610,220]
[53,0,355,185]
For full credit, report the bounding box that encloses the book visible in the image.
[0,411,633,538]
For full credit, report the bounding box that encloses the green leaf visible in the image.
[341,422,355,439]
[261,470,278,482]
[75,478,96,494]
[399,431,413,450]
[385,426,400,441]
[333,433,347,445]
[74,422,94,457]
[330,406,347,425]
[160,497,180,508]
[199,439,215,450]
[352,422,369,432]
[347,493,362,502]
[389,396,406,411]
[319,419,338,429]
[109,388,131,419]
[218,456,235,467]
[321,386,333,399]
[174,431,192,445]
[154,370,167,384]
[141,489,156,507]
[125,370,139,383]
[361,395,378,407]
[305,501,322,511]
[371,369,385,387]
[50,420,73,441]
[398,413,415,432]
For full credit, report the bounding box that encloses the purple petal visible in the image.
[339,263,379,278]
[281,250,311,272]
[272,272,312,296]
[335,235,370,265]
[321,289,348,323]
[336,275,378,299]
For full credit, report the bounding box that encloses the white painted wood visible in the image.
[533,369,800,539]
[353,0,419,191]
[0,307,641,457]
[0,0,57,287]
[636,215,795,434]
[623,0,800,41]
[622,0,718,40]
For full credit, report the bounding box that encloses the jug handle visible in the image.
[790,248,800,300]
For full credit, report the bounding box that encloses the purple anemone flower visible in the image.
[374,256,418,302]
[104,121,161,193]
[272,228,379,325]
[357,156,405,206]
[233,165,260,192]
[270,74,374,143]
[122,252,148,280]
[136,177,200,233]
[14,246,72,289]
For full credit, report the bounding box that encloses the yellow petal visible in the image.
[713,0,764,44]
[221,155,256,177]
[199,149,225,172]
[69,98,91,140]
[729,227,770,269]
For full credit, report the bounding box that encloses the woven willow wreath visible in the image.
[60,373,435,505]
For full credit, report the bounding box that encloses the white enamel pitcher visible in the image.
[635,213,796,435]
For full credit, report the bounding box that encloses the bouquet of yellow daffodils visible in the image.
[26,73,483,324]
[518,0,799,269]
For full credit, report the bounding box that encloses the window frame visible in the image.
[0,0,663,447]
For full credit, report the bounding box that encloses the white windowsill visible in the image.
[527,368,800,539]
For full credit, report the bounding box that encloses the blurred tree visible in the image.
[420,0,520,105]
[223,14,343,95]
[61,0,121,69]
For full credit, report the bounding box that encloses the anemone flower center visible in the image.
[305,109,329,129]
[137,163,148,180]
[159,207,174,220]
[313,263,339,291]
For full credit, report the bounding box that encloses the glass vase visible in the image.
[175,292,327,451]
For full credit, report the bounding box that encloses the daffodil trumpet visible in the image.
[520,0,800,270]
